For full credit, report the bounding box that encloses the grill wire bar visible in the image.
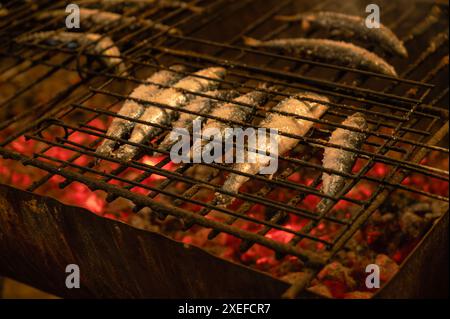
[0,0,448,298]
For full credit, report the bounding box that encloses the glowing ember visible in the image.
[0,122,448,299]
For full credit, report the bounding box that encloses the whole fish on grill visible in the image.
[37,8,181,35]
[78,0,203,13]
[275,11,408,58]
[15,31,127,74]
[216,92,329,205]
[113,67,226,161]
[157,89,239,153]
[317,112,367,213]
[243,37,397,76]
[96,65,186,158]
[189,88,269,161]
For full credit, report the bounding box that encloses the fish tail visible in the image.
[215,183,241,206]
[316,198,333,214]
[113,125,161,160]
[215,192,234,206]
[216,175,242,205]
[96,140,115,157]
[113,144,138,161]
[157,140,174,152]
[216,169,250,206]
[242,36,262,47]
[155,138,176,156]
[94,140,116,166]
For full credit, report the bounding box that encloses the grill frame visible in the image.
[0,0,448,298]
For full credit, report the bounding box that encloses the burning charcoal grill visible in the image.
[0,0,448,298]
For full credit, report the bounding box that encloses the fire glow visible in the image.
[0,120,448,299]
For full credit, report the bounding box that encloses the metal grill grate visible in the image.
[0,0,448,296]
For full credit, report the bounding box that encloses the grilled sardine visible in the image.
[157,89,239,153]
[16,31,126,74]
[318,112,367,213]
[96,65,185,158]
[114,67,226,161]
[275,11,407,58]
[243,37,397,76]
[216,92,329,205]
[37,8,180,34]
[190,89,269,161]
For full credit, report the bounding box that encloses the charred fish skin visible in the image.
[275,11,408,58]
[243,37,397,77]
[15,31,127,74]
[216,92,329,205]
[318,112,368,213]
[157,89,239,153]
[95,65,186,158]
[190,89,269,160]
[37,8,180,34]
[113,67,226,161]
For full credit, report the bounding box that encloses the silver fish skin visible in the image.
[37,8,180,34]
[243,37,397,76]
[157,89,239,153]
[275,11,408,58]
[113,67,226,161]
[96,65,186,158]
[78,0,203,12]
[317,112,368,213]
[189,89,269,160]
[16,31,127,74]
[216,92,329,205]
